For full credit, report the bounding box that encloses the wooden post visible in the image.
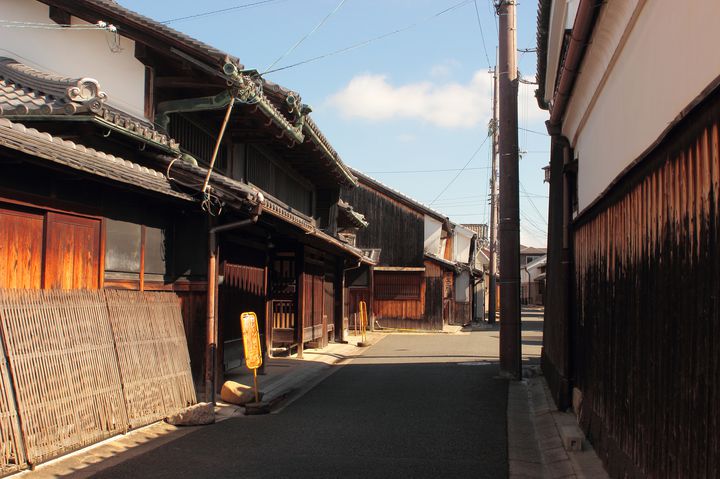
[204,241,218,402]
[334,259,345,342]
[139,226,146,292]
[497,0,522,379]
[296,246,304,359]
[264,260,272,358]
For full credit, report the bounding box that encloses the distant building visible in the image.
[341,170,481,330]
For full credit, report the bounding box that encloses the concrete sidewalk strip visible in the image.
[508,374,609,479]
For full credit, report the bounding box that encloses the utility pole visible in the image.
[488,56,499,325]
[497,0,521,378]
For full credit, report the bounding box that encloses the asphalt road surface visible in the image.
[92,333,508,479]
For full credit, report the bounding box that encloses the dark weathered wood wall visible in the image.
[342,184,424,266]
[573,86,720,478]
[540,134,572,409]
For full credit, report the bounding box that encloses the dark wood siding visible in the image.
[568,85,720,478]
[343,183,424,266]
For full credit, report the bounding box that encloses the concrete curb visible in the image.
[507,374,609,478]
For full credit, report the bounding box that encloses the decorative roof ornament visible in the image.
[285,93,311,129]
[0,57,107,114]
[222,63,262,105]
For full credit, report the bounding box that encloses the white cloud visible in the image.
[325,70,550,129]
[397,133,416,143]
[430,59,461,79]
[326,71,494,129]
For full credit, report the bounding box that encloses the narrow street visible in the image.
[89,332,509,479]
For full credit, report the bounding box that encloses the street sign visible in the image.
[241,312,262,403]
[241,312,262,370]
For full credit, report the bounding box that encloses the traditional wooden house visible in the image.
[0,0,369,471]
[537,0,720,476]
[341,170,479,330]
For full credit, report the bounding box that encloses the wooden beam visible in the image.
[48,6,71,25]
[154,77,215,89]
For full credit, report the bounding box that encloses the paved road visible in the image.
[92,333,508,479]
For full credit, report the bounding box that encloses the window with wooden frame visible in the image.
[374,272,422,300]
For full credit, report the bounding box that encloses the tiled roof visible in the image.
[0,118,192,201]
[337,199,369,228]
[520,245,547,255]
[262,80,357,187]
[0,58,179,151]
[350,167,452,225]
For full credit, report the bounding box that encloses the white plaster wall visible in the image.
[424,215,443,255]
[1,0,146,119]
[561,0,720,211]
[544,0,580,104]
[455,271,470,303]
[453,226,473,264]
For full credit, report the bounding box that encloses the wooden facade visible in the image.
[0,0,370,471]
[342,172,478,330]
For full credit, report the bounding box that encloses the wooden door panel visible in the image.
[0,208,44,289]
[45,212,101,290]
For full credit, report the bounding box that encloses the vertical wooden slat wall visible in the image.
[0,322,25,475]
[0,290,127,466]
[573,90,720,478]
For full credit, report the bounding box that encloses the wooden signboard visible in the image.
[241,312,262,370]
[241,312,262,403]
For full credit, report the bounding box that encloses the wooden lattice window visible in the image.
[374,272,422,300]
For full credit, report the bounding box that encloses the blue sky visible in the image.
[122,0,550,247]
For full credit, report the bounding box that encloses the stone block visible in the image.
[220,380,263,405]
[165,402,214,426]
[560,425,584,452]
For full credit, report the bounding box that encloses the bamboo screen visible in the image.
[0,290,127,466]
[0,330,24,475]
[0,289,196,471]
[144,293,196,419]
[105,290,196,428]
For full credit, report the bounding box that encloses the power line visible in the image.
[161,0,285,24]
[0,19,116,31]
[264,0,474,75]
[519,180,548,223]
[366,166,490,174]
[473,0,492,69]
[518,127,549,136]
[263,0,348,74]
[428,134,490,206]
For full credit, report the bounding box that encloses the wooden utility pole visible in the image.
[488,58,499,325]
[497,0,521,378]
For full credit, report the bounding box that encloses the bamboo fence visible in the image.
[0,289,196,473]
[0,290,126,467]
[0,328,24,476]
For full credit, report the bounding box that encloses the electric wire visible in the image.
[518,127,549,136]
[366,166,490,174]
[473,0,492,69]
[428,134,490,207]
[263,0,348,74]
[263,0,474,75]
[161,0,285,24]
[520,180,547,223]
